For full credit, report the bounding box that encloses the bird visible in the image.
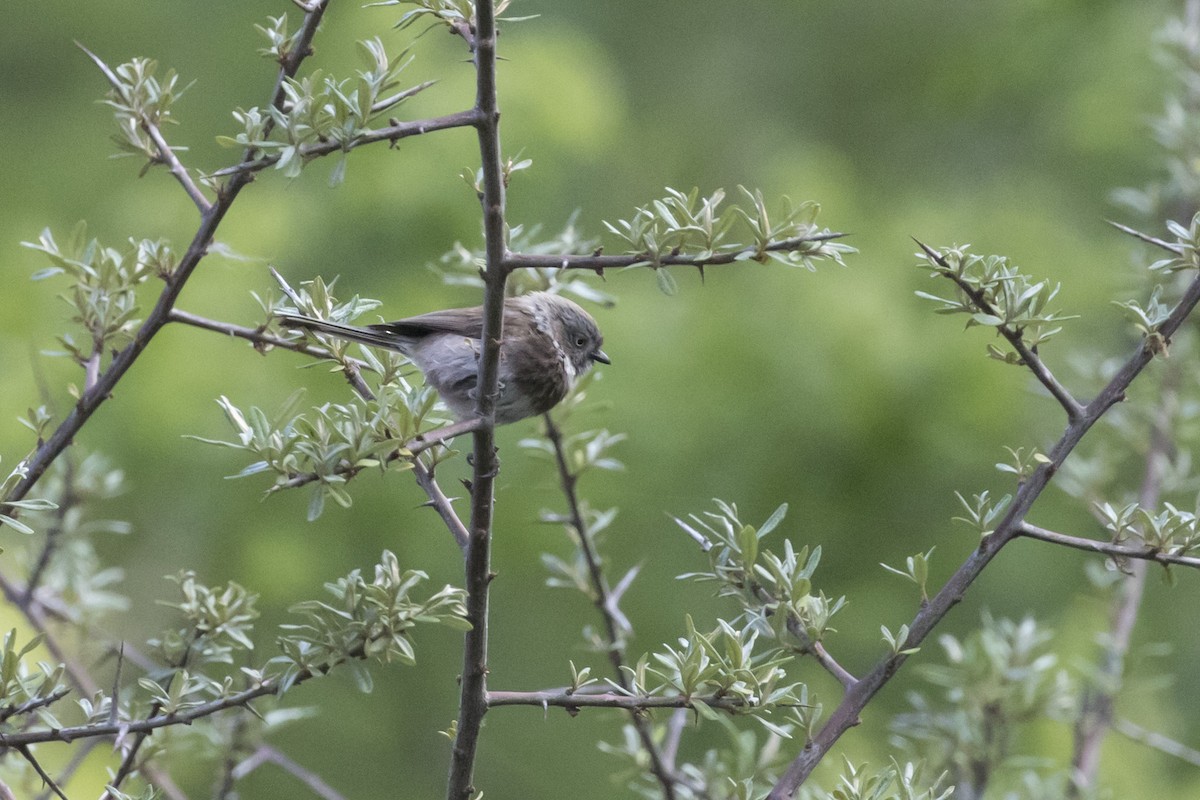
[278,291,610,425]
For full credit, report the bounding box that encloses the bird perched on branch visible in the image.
[278,291,610,425]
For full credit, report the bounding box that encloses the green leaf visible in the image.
[655,267,678,296]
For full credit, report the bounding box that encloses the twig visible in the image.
[1114,717,1200,768]
[486,689,759,712]
[168,308,348,361]
[205,107,479,178]
[914,239,1085,421]
[1070,371,1174,795]
[37,739,102,800]
[412,461,469,552]
[232,745,348,800]
[766,266,1200,799]
[16,746,68,800]
[542,413,682,799]
[1107,220,1185,255]
[22,457,75,607]
[1017,523,1200,569]
[75,43,213,214]
[447,1,507,798]
[502,231,849,274]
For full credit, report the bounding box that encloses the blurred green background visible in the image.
[3,0,1199,797]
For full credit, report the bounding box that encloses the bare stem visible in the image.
[1017,523,1200,569]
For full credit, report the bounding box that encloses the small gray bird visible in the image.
[278,292,610,425]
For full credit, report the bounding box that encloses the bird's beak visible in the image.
[591,349,611,365]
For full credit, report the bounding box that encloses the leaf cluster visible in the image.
[23,223,175,368]
[676,500,846,648]
[276,550,469,692]
[220,36,424,183]
[892,615,1073,797]
[915,245,1075,363]
[194,277,460,519]
[100,57,192,172]
[603,187,854,293]
[0,630,68,731]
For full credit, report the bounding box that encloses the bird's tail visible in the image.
[277,314,410,354]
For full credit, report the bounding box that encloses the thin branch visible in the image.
[1017,523,1200,569]
[1107,220,1185,255]
[767,266,1200,799]
[486,689,757,712]
[233,745,348,800]
[914,239,1085,421]
[168,308,343,360]
[1114,717,1200,768]
[0,688,72,725]
[542,413,682,799]
[448,1,507,797]
[0,679,279,748]
[16,746,68,800]
[205,107,479,178]
[22,457,75,606]
[502,231,849,274]
[38,739,102,800]
[412,461,469,552]
[75,43,213,214]
[1070,373,1173,796]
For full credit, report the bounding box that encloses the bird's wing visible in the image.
[370,307,482,338]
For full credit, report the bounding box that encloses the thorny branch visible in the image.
[766,253,1200,800]
[542,414,686,799]
[447,0,507,796]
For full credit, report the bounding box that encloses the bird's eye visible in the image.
[575,336,587,347]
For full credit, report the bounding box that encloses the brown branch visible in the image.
[542,413,683,799]
[1070,371,1173,795]
[205,105,478,178]
[168,308,346,361]
[16,746,67,800]
[914,239,1084,421]
[447,1,507,798]
[1017,523,1200,569]
[766,266,1200,799]
[486,689,757,712]
[502,231,848,274]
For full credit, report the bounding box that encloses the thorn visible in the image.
[912,237,949,267]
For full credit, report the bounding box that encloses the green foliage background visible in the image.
[2,0,1198,797]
